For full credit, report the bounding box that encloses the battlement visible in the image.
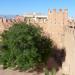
[48,9,68,14]
[48,9,68,25]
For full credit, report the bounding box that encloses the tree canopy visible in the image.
[0,22,55,71]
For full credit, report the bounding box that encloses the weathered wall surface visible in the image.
[62,26,75,75]
[39,9,75,75]
[42,9,68,49]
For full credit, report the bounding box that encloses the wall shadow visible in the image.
[28,46,66,74]
[47,46,66,71]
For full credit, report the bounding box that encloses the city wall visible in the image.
[0,9,75,75]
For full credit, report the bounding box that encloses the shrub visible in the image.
[0,22,53,71]
[44,67,56,75]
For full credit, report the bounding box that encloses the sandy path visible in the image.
[0,69,44,75]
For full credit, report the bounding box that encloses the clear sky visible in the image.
[0,0,75,17]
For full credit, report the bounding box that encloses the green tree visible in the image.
[0,22,53,71]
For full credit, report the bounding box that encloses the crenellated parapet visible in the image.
[48,9,68,25]
[0,15,25,32]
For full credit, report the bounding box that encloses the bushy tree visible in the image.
[0,22,53,71]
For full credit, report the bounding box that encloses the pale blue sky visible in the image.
[0,0,75,17]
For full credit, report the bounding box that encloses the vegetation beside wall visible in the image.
[0,22,66,73]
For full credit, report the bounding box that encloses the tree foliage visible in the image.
[0,22,53,71]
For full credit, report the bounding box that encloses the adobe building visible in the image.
[23,12,47,24]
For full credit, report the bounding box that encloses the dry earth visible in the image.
[0,68,62,75]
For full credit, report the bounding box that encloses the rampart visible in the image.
[0,9,75,75]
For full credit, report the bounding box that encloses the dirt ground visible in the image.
[0,69,44,75]
[0,69,62,75]
[0,65,62,75]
